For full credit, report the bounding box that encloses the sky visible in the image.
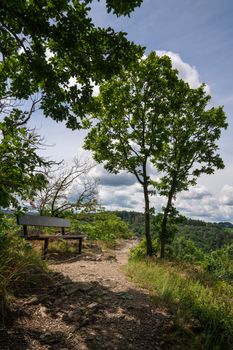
[28,0,233,222]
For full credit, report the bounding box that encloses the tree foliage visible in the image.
[0,112,48,209]
[0,0,143,128]
[104,0,143,16]
[177,223,233,252]
[155,82,227,257]
[84,52,181,255]
[0,0,144,210]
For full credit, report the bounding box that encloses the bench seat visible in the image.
[17,214,85,259]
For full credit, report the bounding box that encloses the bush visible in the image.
[0,219,46,314]
[165,237,233,284]
[72,211,133,245]
[201,243,233,282]
[130,238,159,260]
[167,236,205,263]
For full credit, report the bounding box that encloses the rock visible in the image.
[126,305,134,310]
[54,298,65,306]
[40,331,64,344]
[39,305,48,317]
[38,294,50,302]
[26,296,38,305]
[105,254,117,261]
[95,254,103,261]
[87,302,99,310]
[78,284,93,293]
[116,292,133,300]
[75,316,92,329]
[63,308,84,322]
[86,335,94,341]
[64,285,80,295]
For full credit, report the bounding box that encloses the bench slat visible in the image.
[21,234,84,240]
[17,215,70,228]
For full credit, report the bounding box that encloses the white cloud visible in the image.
[99,182,144,211]
[88,165,233,223]
[179,185,212,200]
[219,185,233,206]
[89,165,138,186]
[173,184,233,222]
[156,50,210,94]
[176,197,218,220]
[77,159,233,223]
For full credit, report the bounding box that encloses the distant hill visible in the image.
[113,210,233,252]
[217,222,233,228]
[113,210,145,236]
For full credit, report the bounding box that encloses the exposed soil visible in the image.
[0,240,182,350]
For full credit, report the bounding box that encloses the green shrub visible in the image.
[130,238,159,260]
[72,211,133,245]
[201,243,233,282]
[49,240,77,254]
[165,237,233,284]
[0,225,46,314]
[168,236,205,263]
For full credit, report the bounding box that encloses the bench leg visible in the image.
[43,238,49,260]
[78,238,82,254]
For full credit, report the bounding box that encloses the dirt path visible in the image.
[1,241,178,350]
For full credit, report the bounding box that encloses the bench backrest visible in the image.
[17,215,70,228]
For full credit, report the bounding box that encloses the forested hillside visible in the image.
[114,210,233,251]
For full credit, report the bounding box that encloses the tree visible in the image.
[84,52,181,256]
[33,158,98,217]
[0,111,48,209]
[155,82,227,258]
[0,0,143,128]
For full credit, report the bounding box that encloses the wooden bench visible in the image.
[17,214,85,259]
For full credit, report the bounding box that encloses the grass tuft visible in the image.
[125,260,233,350]
[0,229,47,322]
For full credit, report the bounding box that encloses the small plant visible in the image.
[49,240,77,255]
[0,218,46,319]
[130,238,158,260]
[201,243,233,282]
[126,260,233,350]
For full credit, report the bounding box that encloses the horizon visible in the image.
[2,208,233,226]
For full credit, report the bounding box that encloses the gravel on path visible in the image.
[1,240,180,350]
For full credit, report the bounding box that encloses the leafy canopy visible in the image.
[155,82,227,197]
[0,0,143,129]
[0,113,48,209]
[84,52,179,183]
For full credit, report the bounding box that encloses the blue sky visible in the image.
[29,0,233,222]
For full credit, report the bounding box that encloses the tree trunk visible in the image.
[160,191,173,259]
[160,211,168,259]
[143,184,153,256]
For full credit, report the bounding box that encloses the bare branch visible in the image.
[33,157,98,216]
